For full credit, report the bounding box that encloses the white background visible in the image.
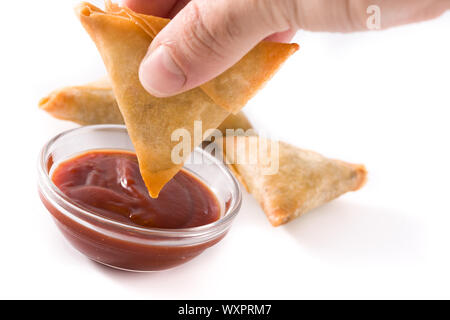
[0,1,449,299]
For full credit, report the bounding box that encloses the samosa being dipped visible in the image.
[75,2,298,197]
[216,136,367,226]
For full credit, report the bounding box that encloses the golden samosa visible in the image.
[38,79,253,134]
[38,78,123,125]
[75,2,297,197]
[217,136,367,226]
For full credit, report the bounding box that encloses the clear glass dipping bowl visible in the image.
[37,125,241,272]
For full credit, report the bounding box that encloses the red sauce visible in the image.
[51,151,220,229]
[40,150,225,271]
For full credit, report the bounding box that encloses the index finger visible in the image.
[122,0,179,17]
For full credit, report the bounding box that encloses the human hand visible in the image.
[123,0,449,97]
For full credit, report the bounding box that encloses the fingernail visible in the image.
[139,45,186,96]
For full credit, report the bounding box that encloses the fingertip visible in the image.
[139,45,187,97]
[265,29,297,43]
[122,0,178,17]
[121,0,138,11]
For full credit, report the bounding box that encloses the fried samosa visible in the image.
[217,136,367,226]
[38,78,123,125]
[75,2,297,197]
[38,79,253,134]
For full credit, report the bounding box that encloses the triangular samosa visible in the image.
[39,79,253,134]
[216,136,367,226]
[76,2,298,197]
[38,78,123,125]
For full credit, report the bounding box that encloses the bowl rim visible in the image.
[38,124,242,238]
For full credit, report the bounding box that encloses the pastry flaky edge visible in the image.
[216,136,367,226]
[75,1,298,197]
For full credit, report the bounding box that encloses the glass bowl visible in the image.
[37,125,241,272]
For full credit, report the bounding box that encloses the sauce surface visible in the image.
[51,150,220,229]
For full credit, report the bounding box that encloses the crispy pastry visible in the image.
[38,78,123,125]
[38,79,253,134]
[217,136,367,226]
[75,2,297,197]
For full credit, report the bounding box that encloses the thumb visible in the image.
[139,0,294,97]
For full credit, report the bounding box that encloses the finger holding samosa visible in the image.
[75,1,298,197]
